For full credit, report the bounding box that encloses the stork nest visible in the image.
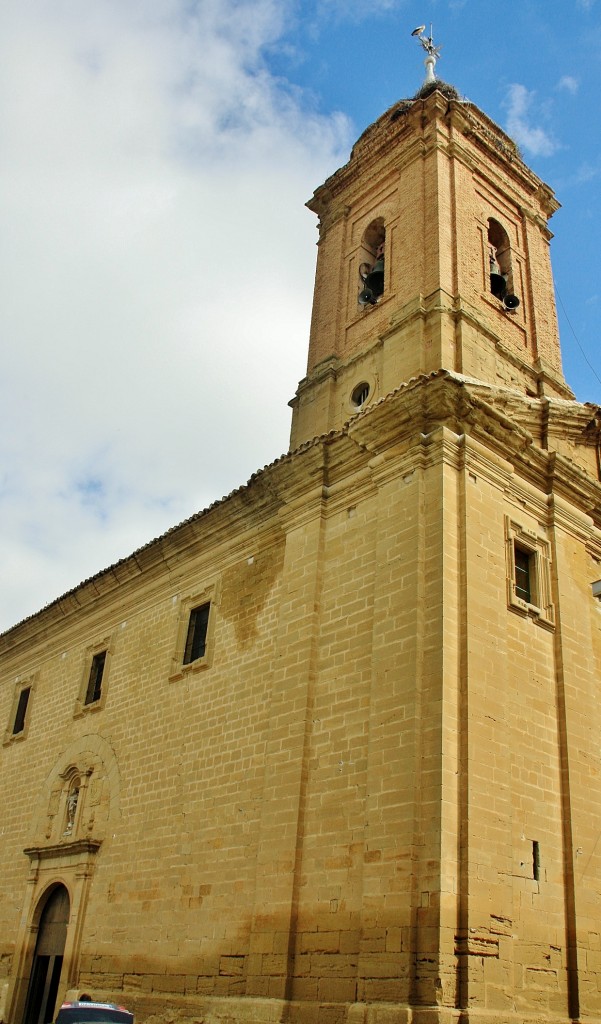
[412,80,461,101]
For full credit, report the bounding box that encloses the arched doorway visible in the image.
[23,886,70,1024]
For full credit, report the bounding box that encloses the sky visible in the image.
[1,0,600,633]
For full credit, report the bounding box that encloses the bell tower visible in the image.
[283,62,601,1024]
[289,82,573,450]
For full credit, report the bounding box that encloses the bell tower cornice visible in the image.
[290,85,571,450]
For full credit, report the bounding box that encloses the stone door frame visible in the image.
[6,840,101,1024]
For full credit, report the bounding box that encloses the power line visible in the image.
[556,285,601,390]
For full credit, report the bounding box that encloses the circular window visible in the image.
[351,382,370,409]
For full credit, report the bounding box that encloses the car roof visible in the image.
[55,1004,133,1022]
[62,1005,124,1010]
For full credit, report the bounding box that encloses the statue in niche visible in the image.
[64,784,80,835]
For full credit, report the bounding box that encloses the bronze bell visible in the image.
[489,252,506,298]
[358,256,385,306]
[490,270,507,299]
[489,253,520,309]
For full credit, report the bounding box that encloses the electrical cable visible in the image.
[555,284,601,390]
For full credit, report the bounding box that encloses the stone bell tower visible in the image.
[285,68,601,1024]
[289,82,573,450]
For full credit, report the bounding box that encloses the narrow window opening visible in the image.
[514,544,533,604]
[85,650,106,705]
[183,603,210,665]
[487,218,519,310]
[358,219,386,307]
[532,840,540,881]
[13,686,31,734]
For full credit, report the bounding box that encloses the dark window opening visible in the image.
[532,840,540,881]
[85,651,106,705]
[514,544,534,604]
[183,603,210,664]
[487,218,519,310]
[13,686,31,734]
[358,219,386,307]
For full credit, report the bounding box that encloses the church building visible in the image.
[2,50,601,1024]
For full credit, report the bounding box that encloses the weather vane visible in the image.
[411,24,442,84]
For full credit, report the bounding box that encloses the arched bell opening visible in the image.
[22,885,70,1024]
[487,218,520,310]
[358,218,386,307]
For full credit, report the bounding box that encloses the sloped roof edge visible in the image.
[4,368,599,642]
[1,370,453,641]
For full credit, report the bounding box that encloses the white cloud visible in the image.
[558,75,579,94]
[310,0,400,22]
[559,160,601,188]
[322,0,398,9]
[503,83,558,158]
[573,162,600,184]
[0,0,352,631]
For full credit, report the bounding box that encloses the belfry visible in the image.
[290,53,571,447]
[2,35,601,1024]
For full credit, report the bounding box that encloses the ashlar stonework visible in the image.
[2,87,601,1024]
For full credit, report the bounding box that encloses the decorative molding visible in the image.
[24,839,102,860]
[505,515,555,628]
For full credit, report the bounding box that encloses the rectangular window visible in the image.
[170,587,217,682]
[4,676,37,743]
[505,518,553,626]
[13,686,31,734]
[514,544,533,604]
[183,603,210,665]
[85,650,106,705]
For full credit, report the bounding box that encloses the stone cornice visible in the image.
[308,93,559,234]
[4,372,601,659]
[292,357,340,397]
[345,375,601,520]
[24,839,102,860]
[451,101,559,212]
[458,433,514,492]
[307,104,416,215]
[547,490,596,545]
